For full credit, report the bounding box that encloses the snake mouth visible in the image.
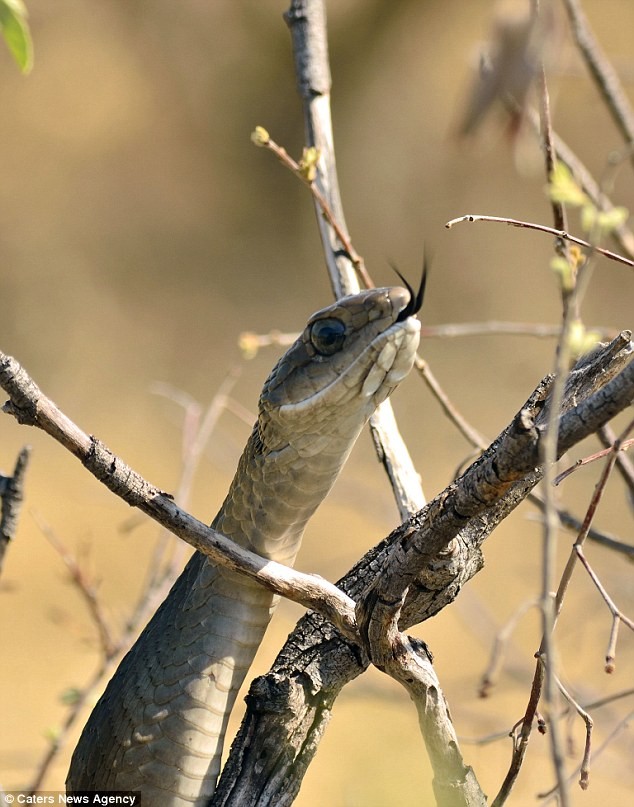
[393,260,428,322]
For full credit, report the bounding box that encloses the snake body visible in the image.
[67,286,421,804]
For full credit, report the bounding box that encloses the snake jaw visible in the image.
[362,316,420,404]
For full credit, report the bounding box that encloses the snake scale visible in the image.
[67,284,422,804]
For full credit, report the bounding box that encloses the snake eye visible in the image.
[309,317,346,356]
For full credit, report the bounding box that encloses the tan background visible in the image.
[1,1,633,804]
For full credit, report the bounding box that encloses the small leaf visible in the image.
[599,206,629,231]
[60,686,82,706]
[43,725,61,744]
[550,255,575,293]
[568,319,600,359]
[548,162,587,208]
[250,126,270,147]
[580,204,596,233]
[0,0,33,74]
[238,332,260,360]
[298,146,320,182]
[580,204,629,235]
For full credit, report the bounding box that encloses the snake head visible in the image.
[259,287,421,452]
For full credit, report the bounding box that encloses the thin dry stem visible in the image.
[554,438,633,485]
[539,710,634,804]
[562,0,634,157]
[597,423,634,500]
[254,132,373,289]
[445,214,634,269]
[479,599,538,698]
[575,545,634,668]
[414,356,488,450]
[552,673,593,790]
[32,512,117,659]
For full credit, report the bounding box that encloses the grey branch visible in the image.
[0,444,30,575]
[213,333,632,806]
[0,352,358,643]
[283,0,426,518]
[1,334,630,806]
[562,0,634,157]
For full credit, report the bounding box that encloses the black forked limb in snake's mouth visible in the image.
[392,258,428,322]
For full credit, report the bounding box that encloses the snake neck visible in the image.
[212,418,358,564]
[67,286,422,805]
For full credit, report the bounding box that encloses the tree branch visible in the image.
[0,444,30,575]
[213,332,632,805]
[445,215,634,270]
[282,0,426,519]
[0,351,358,643]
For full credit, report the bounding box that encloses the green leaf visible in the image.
[599,206,629,231]
[581,204,630,235]
[550,255,575,293]
[548,162,587,208]
[0,0,33,74]
[60,686,82,706]
[568,319,600,359]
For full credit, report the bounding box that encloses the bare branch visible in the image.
[445,214,634,269]
[414,356,488,450]
[32,512,117,658]
[282,0,425,519]
[214,334,632,804]
[0,351,359,643]
[0,445,30,574]
[562,0,634,158]
[597,423,634,502]
[284,0,361,299]
[575,546,634,670]
[377,635,487,807]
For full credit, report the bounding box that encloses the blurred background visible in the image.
[1,0,633,804]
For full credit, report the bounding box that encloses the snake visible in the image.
[67,283,422,804]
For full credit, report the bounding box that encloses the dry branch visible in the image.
[0,445,30,575]
[214,332,632,806]
[0,352,358,643]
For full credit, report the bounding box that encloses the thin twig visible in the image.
[551,673,593,790]
[241,321,614,349]
[535,55,572,806]
[252,129,373,289]
[539,710,634,804]
[414,356,488,450]
[575,546,634,670]
[32,511,117,658]
[554,436,633,485]
[423,321,577,339]
[479,599,538,698]
[562,0,634,157]
[597,423,634,502]
[445,214,634,269]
